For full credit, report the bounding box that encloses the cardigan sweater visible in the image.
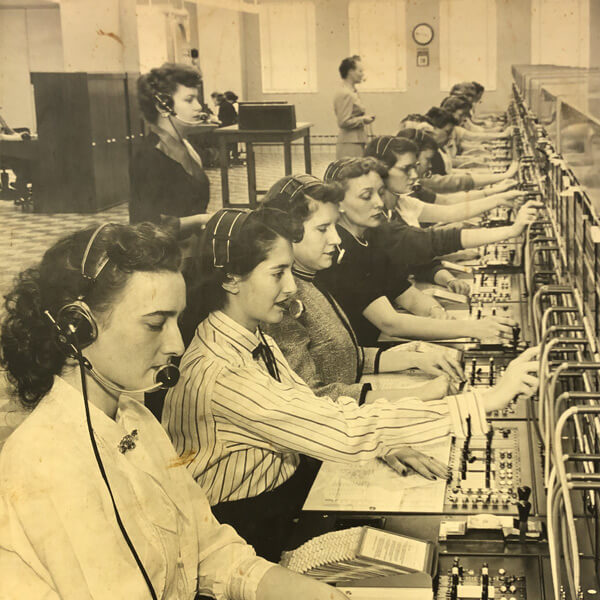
[264,272,378,402]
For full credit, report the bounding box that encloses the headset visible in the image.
[374,135,396,157]
[211,209,252,269]
[43,222,188,599]
[47,223,179,394]
[153,91,203,127]
[278,175,346,264]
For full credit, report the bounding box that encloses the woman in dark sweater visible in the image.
[318,157,518,345]
[261,174,465,401]
[130,63,212,250]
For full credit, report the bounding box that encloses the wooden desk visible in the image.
[213,122,313,207]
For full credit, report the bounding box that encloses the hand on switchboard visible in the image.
[479,345,540,414]
[512,199,544,233]
[382,446,448,481]
[471,314,516,341]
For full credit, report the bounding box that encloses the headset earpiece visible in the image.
[154,93,175,116]
[55,300,98,353]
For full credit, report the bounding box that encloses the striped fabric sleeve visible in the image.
[211,365,488,462]
[445,391,489,437]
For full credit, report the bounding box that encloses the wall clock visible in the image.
[412,23,434,46]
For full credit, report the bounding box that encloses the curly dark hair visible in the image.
[1,222,182,409]
[440,95,472,113]
[181,208,302,342]
[364,136,418,169]
[137,63,203,124]
[425,107,458,129]
[396,128,439,153]
[261,175,344,229]
[450,82,477,100]
[323,156,389,188]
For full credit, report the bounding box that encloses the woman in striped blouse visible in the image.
[163,207,540,562]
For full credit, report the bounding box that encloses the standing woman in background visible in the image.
[131,64,212,256]
[333,56,375,159]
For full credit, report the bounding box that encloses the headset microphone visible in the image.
[44,310,180,394]
[87,362,180,395]
[336,244,345,264]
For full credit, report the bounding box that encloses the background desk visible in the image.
[213,122,313,207]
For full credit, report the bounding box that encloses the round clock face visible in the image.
[413,23,434,46]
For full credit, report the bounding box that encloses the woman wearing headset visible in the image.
[396,128,518,206]
[318,157,540,345]
[0,222,342,599]
[131,63,213,254]
[261,174,465,399]
[164,207,539,562]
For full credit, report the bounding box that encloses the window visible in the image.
[348,0,407,92]
[258,1,317,93]
[439,0,497,92]
[531,0,589,67]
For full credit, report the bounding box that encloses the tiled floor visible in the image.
[0,144,336,297]
[0,144,336,441]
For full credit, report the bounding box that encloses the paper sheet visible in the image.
[303,439,451,513]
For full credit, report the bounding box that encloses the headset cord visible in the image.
[77,353,159,600]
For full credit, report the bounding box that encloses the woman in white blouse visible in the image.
[0,222,341,600]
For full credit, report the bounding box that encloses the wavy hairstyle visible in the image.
[425,107,459,129]
[364,136,419,169]
[1,223,182,409]
[261,175,344,228]
[137,63,203,124]
[396,128,439,153]
[323,156,389,189]
[182,208,302,342]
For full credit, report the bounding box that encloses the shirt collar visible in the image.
[207,310,262,355]
[292,264,316,282]
[152,125,201,176]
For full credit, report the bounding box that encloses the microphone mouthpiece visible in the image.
[155,364,180,389]
[336,245,345,264]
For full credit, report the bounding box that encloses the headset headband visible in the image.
[324,158,362,182]
[375,136,395,157]
[81,223,112,283]
[278,174,323,202]
[211,209,252,268]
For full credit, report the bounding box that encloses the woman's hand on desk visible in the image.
[382,447,448,481]
[480,346,540,413]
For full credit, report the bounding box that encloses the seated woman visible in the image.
[0,222,343,599]
[260,174,465,401]
[423,107,518,189]
[364,136,522,228]
[318,157,539,343]
[361,140,541,295]
[396,128,519,206]
[164,207,540,563]
[131,63,212,252]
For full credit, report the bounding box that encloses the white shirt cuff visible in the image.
[225,557,277,600]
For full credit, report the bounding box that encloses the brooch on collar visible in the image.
[118,429,139,454]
